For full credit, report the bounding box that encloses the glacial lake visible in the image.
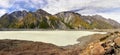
[0,31,106,46]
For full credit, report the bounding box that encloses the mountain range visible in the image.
[0,9,120,29]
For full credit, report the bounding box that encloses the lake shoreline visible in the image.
[0,31,106,46]
[0,28,120,32]
[0,31,119,55]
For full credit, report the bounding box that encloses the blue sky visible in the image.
[0,0,120,23]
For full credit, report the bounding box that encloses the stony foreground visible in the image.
[0,31,120,55]
[0,40,81,55]
[80,31,120,55]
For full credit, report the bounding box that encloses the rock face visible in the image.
[0,9,120,29]
[90,42,105,55]
[114,37,120,47]
[55,12,90,29]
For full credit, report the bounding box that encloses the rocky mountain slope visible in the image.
[0,9,120,29]
[0,9,67,29]
[55,11,91,29]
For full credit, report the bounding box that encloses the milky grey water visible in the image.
[0,31,106,46]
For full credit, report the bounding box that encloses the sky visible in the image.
[0,0,120,23]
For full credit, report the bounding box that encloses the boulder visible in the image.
[90,43,105,55]
[114,37,120,47]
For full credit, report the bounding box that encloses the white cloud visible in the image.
[0,0,120,15]
[0,0,10,8]
[0,0,15,8]
[89,0,120,9]
[42,0,120,14]
[0,9,7,16]
[31,0,46,8]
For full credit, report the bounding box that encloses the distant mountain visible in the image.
[0,9,119,29]
[81,15,120,29]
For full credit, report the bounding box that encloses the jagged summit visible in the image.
[35,9,51,16]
